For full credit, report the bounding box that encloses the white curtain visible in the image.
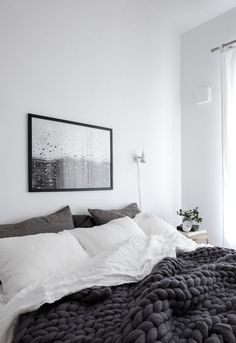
[222,47,236,248]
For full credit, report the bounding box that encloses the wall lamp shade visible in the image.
[136,151,146,163]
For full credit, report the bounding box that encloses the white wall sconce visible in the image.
[135,151,146,211]
[195,86,212,104]
[135,151,146,163]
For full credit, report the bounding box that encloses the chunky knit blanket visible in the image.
[13,247,236,343]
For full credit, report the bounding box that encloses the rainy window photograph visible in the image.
[28,114,113,192]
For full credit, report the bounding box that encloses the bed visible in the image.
[0,205,236,343]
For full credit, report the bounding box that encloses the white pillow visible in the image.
[71,216,145,256]
[134,212,176,237]
[0,230,89,300]
[134,212,197,251]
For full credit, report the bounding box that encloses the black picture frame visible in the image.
[28,113,113,192]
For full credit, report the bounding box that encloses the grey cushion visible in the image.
[88,203,140,225]
[72,215,95,228]
[0,206,74,239]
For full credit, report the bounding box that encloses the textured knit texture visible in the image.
[13,247,236,343]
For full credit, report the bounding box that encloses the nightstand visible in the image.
[179,229,208,244]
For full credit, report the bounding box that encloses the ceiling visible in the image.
[147,0,236,34]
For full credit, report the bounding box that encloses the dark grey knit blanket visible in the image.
[13,247,236,343]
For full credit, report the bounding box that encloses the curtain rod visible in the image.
[211,39,236,53]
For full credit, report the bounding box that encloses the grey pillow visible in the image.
[88,203,140,225]
[0,206,74,239]
[72,215,95,228]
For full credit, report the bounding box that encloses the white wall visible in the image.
[0,0,181,224]
[181,8,236,245]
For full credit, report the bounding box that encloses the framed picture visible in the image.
[28,114,113,192]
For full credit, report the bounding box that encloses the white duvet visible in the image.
[0,214,200,343]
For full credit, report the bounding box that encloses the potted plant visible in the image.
[177,207,202,232]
